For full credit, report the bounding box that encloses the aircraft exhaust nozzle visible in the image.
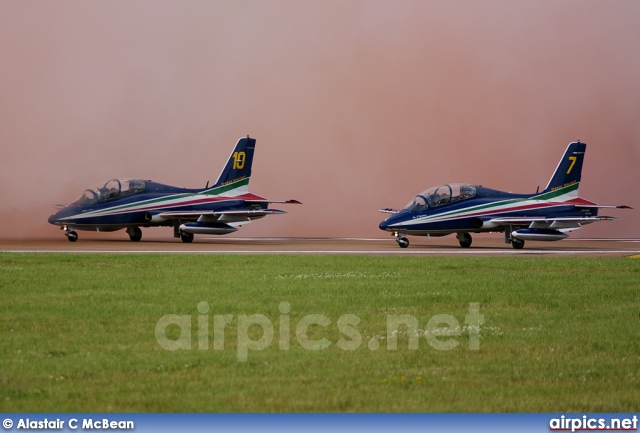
[511,228,568,241]
[473,218,498,229]
[145,213,170,223]
[179,222,238,235]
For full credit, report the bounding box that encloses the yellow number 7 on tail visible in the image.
[566,156,577,174]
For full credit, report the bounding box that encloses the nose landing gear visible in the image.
[394,232,409,248]
[62,226,78,242]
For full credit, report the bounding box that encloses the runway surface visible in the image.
[2,237,640,257]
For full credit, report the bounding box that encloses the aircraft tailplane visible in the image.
[542,141,586,198]
[210,136,256,194]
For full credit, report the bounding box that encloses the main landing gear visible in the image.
[127,226,142,242]
[511,238,525,249]
[173,221,194,243]
[504,228,525,249]
[456,232,472,248]
[180,232,194,243]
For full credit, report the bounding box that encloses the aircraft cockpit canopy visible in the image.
[404,183,476,212]
[73,179,146,206]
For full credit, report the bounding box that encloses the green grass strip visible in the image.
[1,254,638,412]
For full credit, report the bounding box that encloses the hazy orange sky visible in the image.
[1,1,638,240]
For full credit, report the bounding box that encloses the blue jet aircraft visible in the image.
[379,141,630,249]
[48,136,300,242]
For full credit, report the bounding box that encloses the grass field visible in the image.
[1,253,638,412]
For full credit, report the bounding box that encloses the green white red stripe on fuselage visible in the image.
[385,184,582,230]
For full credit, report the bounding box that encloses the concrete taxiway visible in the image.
[1,237,639,256]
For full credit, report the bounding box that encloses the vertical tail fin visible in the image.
[209,136,256,194]
[542,141,586,198]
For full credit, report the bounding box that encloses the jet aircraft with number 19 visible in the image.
[48,136,300,242]
[379,141,630,249]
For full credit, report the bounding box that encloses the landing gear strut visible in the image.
[457,232,472,248]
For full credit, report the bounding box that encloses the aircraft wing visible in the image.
[245,199,302,204]
[489,216,618,232]
[154,198,300,226]
[212,209,288,216]
[157,209,287,220]
[573,204,632,209]
[379,208,400,214]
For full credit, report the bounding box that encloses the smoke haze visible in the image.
[1,1,638,239]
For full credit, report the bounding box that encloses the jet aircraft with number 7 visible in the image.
[379,141,630,249]
[48,136,301,242]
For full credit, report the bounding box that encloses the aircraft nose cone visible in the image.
[379,220,389,231]
[48,213,59,225]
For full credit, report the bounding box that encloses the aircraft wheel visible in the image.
[128,227,142,242]
[180,232,194,243]
[397,237,409,248]
[511,238,525,249]
[457,232,472,248]
[67,231,78,242]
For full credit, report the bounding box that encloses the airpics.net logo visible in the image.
[155,302,484,361]
[549,415,638,432]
